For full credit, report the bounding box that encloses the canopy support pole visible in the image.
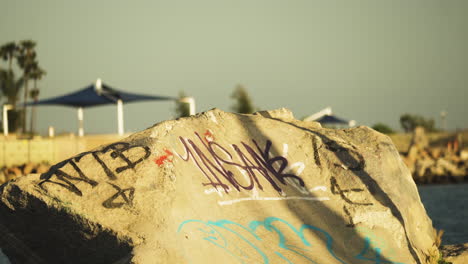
[77,107,84,137]
[3,104,13,137]
[117,99,124,136]
[179,97,196,115]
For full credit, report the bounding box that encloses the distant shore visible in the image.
[389,130,468,185]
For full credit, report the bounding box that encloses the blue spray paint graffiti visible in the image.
[178,217,406,264]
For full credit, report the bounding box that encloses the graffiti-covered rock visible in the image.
[0,108,438,264]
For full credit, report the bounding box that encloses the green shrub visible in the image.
[372,123,395,134]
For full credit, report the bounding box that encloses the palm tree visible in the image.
[231,84,256,114]
[1,42,23,133]
[0,69,24,132]
[0,42,18,71]
[0,69,23,105]
[28,65,46,134]
[17,40,37,133]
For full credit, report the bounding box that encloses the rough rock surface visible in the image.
[441,243,468,264]
[0,108,437,264]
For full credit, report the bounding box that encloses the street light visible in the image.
[440,110,448,131]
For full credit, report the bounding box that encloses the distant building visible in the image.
[303,107,356,127]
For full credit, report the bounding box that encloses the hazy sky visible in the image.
[1,0,467,134]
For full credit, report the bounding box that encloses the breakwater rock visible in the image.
[0,109,438,263]
[0,162,50,185]
[402,127,468,184]
[441,243,468,264]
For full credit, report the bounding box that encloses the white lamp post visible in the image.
[440,110,448,131]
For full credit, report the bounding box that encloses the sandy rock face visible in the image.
[0,109,437,264]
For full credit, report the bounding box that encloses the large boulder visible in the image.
[0,108,438,264]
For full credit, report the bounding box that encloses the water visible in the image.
[0,249,10,264]
[418,183,468,245]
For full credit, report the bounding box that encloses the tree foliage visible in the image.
[29,66,46,134]
[0,42,18,70]
[0,69,23,105]
[0,69,24,132]
[231,84,255,114]
[0,40,45,134]
[174,91,191,118]
[17,40,38,133]
[372,123,395,134]
[400,113,436,133]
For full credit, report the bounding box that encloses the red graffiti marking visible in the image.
[154,149,174,166]
[204,130,214,142]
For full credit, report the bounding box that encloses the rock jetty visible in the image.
[0,162,50,185]
[402,127,468,184]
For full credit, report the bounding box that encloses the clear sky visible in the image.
[1,0,467,134]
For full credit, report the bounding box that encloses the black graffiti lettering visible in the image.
[92,142,151,179]
[252,139,304,186]
[102,182,135,209]
[209,141,255,191]
[38,142,149,206]
[103,142,151,173]
[342,205,355,227]
[39,160,98,196]
[330,177,372,206]
[92,152,116,180]
[312,137,321,167]
[230,143,267,191]
[330,176,372,227]
[325,141,365,171]
[178,136,231,193]
[176,132,305,194]
[244,139,304,192]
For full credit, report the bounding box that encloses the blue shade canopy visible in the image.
[315,114,349,125]
[25,82,176,108]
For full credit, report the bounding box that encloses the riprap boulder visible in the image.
[0,109,438,264]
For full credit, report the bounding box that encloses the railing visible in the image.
[0,134,127,166]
